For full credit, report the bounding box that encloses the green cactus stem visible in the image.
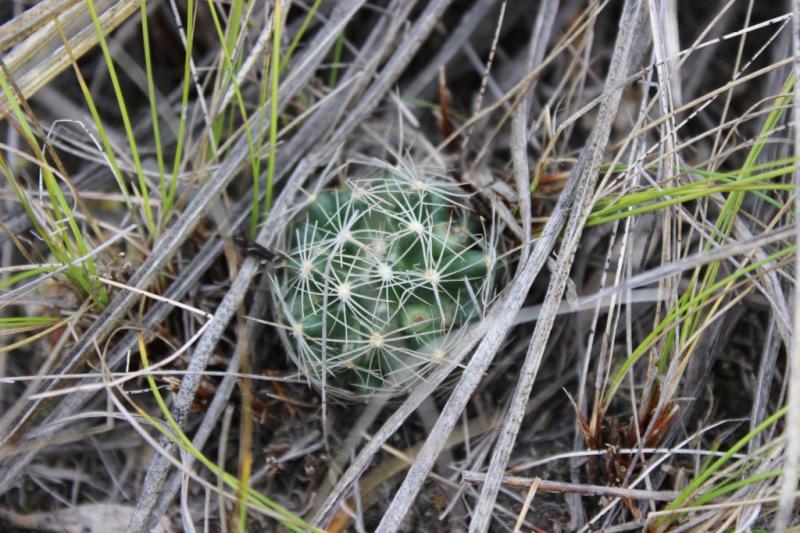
[272,160,502,398]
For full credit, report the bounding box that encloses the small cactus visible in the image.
[272,159,502,397]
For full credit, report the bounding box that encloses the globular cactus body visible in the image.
[272,161,501,397]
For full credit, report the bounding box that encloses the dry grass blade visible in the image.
[511,0,559,265]
[0,0,138,120]
[0,0,80,52]
[469,2,649,530]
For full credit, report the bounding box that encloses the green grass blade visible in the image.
[85,0,156,235]
[327,32,345,88]
[166,0,197,214]
[0,316,59,328]
[205,0,260,235]
[281,0,324,73]
[603,244,795,407]
[0,265,56,291]
[138,0,167,226]
[263,1,283,218]
[657,407,787,528]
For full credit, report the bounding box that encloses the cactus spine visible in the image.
[272,160,500,397]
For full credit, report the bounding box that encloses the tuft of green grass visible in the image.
[654,406,787,529]
[85,0,156,235]
[596,74,794,413]
[204,0,262,237]
[0,74,108,308]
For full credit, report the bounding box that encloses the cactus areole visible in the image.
[272,160,501,398]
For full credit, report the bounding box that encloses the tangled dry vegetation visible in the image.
[1,0,799,531]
